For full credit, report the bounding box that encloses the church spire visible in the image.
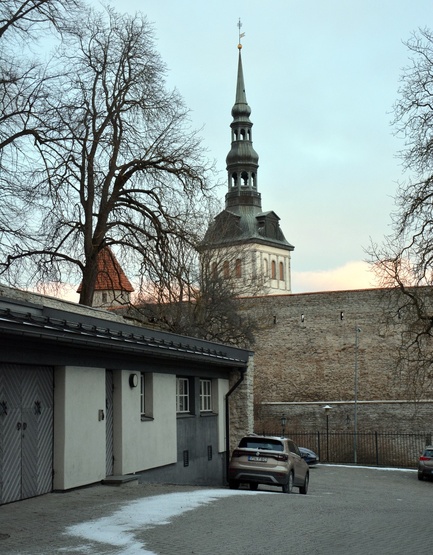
[233,20,249,114]
[225,22,261,213]
[199,21,294,297]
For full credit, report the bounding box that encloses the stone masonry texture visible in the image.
[238,288,433,435]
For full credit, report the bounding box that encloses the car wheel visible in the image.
[229,480,240,489]
[418,472,424,481]
[299,473,309,495]
[249,482,258,491]
[282,471,294,494]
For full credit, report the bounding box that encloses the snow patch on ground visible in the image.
[62,488,268,555]
[321,464,417,472]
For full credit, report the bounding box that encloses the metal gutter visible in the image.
[225,368,247,481]
[0,308,249,367]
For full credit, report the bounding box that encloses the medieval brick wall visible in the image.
[240,288,433,434]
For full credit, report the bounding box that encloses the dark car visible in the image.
[228,435,309,494]
[299,447,319,466]
[418,445,433,480]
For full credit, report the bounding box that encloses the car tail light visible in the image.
[419,456,432,461]
[232,449,243,458]
[275,453,288,461]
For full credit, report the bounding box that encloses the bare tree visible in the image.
[1,5,216,305]
[369,27,433,397]
[0,1,82,249]
[127,212,260,347]
[0,0,82,39]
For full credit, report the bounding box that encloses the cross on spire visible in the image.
[237,18,245,49]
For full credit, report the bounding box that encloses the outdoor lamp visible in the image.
[280,415,287,437]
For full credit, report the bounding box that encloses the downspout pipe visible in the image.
[225,367,246,481]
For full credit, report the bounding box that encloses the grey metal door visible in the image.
[105,369,114,476]
[0,364,53,505]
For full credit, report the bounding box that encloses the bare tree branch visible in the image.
[0,5,217,307]
[368,27,433,398]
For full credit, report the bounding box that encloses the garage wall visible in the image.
[53,366,106,490]
[114,371,177,475]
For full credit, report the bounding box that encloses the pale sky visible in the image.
[96,0,433,293]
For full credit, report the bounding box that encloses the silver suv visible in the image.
[418,445,433,480]
[228,435,309,494]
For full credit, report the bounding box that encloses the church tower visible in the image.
[200,28,294,296]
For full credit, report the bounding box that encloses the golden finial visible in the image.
[237,18,245,49]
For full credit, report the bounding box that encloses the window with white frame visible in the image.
[200,379,212,412]
[176,377,190,413]
[140,372,153,419]
[140,373,146,416]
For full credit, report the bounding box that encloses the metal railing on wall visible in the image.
[265,430,432,468]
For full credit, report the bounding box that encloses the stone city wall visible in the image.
[240,288,433,433]
[257,400,433,435]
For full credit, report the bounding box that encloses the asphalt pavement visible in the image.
[1,465,432,555]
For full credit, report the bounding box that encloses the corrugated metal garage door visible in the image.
[0,364,53,505]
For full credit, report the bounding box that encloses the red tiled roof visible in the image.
[77,247,134,293]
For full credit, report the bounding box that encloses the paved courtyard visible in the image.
[1,465,431,554]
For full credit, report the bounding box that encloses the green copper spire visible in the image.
[232,45,251,119]
[226,27,260,212]
[199,21,294,294]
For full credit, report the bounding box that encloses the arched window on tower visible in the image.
[240,129,246,140]
[211,262,218,279]
[235,258,242,278]
[247,129,251,141]
[231,172,238,189]
[241,171,248,187]
[279,261,284,281]
[223,260,230,279]
[271,260,276,279]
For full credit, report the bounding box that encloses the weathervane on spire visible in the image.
[237,18,245,50]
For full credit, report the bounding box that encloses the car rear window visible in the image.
[423,449,433,457]
[238,438,284,451]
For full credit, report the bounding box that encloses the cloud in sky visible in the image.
[292,260,377,294]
